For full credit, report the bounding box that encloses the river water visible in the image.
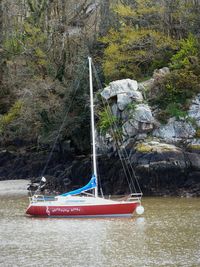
[0,180,199,267]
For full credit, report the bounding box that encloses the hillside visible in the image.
[0,0,200,196]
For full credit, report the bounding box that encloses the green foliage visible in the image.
[126,102,137,112]
[101,27,176,82]
[113,1,162,28]
[22,22,48,74]
[0,101,22,133]
[150,66,200,121]
[170,34,199,69]
[100,1,200,83]
[3,34,23,57]
[149,33,200,123]
[4,19,49,76]
[165,103,187,119]
[159,68,200,106]
[98,107,118,134]
[27,0,48,25]
[195,128,200,138]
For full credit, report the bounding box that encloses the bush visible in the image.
[0,101,23,133]
[100,27,176,82]
[152,68,200,108]
[170,34,199,70]
[98,107,118,135]
[165,103,187,119]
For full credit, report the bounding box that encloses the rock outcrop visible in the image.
[153,118,196,142]
[95,71,200,197]
[122,104,154,138]
[188,93,200,127]
[101,79,143,111]
[100,78,155,144]
[1,68,200,197]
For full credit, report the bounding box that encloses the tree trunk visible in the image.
[99,0,111,36]
[0,0,3,89]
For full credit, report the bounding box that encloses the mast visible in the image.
[88,57,98,198]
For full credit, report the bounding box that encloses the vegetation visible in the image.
[0,0,200,152]
[149,34,200,120]
[0,101,22,133]
[98,107,118,135]
[101,28,176,82]
[195,129,200,138]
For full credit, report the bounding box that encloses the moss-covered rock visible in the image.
[135,141,180,153]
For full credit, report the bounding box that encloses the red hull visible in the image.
[26,202,139,217]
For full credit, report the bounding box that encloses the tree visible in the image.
[101,1,176,82]
[170,34,199,69]
[0,0,3,89]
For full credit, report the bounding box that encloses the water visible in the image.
[0,181,200,267]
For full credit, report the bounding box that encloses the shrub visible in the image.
[170,34,199,70]
[165,103,187,119]
[0,101,23,133]
[152,68,200,109]
[98,107,118,135]
[100,27,176,82]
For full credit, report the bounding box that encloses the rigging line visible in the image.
[40,61,87,178]
[91,66,133,192]
[103,96,142,194]
[102,98,137,194]
[92,62,142,193]
[91,65,134,194]
[96,156,104,198]
[92,61,142,194]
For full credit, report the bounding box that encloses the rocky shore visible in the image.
[1,69,200,197]
[0,144,199,197]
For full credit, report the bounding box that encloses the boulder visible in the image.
[188,94,200,127]
[185,152,200,170]
[153,118,196,141]
[122,119,138,137]
[117,93,133,110]
[101,79,143,111]
[153,67,170,79]
[138,78,154,92]
[134,104,154,123]
[122,104,154,138]
[187,139,200,154]
[111,103,120,118]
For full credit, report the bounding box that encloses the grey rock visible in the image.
[117,93,132,111]
[153,119,196,141]
[186,152,200,170]
[153,67,170,79]
[122,119,138,137]
[187,139,200,153]
[188,94,200,127]
[101,79,143,111]
[134,104,154,123]
[138,78,154,92]
[111,103,120,118]
[122,104,154,137]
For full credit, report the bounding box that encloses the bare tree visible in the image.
[99,0,111,36]
[0,0,3,88]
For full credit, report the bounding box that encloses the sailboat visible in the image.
[26,57,144,218]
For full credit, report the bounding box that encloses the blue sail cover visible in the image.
[59,175,97,197]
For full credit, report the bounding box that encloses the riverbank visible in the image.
[0,149,199,197]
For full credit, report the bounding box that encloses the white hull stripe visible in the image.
[35,213,133,218]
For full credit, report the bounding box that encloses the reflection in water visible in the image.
[0,182,199,266]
